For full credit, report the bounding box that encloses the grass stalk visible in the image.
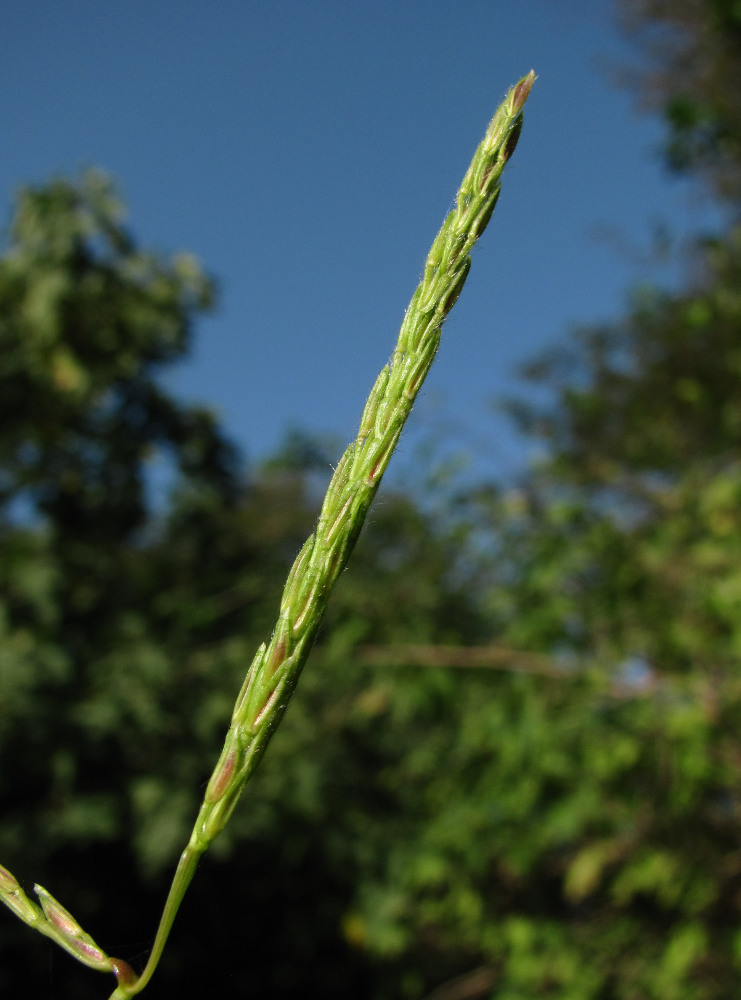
[0,70,534,998]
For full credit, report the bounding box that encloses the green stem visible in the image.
[108,845,203,998]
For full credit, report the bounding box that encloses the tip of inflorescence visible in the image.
[512,70,536,115]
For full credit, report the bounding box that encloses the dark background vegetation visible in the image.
[3,2,741,997]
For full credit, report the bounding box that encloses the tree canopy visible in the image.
[619,0,741,207]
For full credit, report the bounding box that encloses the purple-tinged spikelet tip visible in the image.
[512,70,536,115]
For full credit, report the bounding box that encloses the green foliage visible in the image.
[396,230,741,996]
[620,0,741,205]
[0,171,249,996]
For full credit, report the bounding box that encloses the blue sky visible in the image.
[1,1,720,484]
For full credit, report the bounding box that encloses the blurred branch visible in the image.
[423,965,498,1000]
[358,643,674,702]
[358,642,558,675]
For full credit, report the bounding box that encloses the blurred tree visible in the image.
[0,169,248,997]
[619,0,741,206]
[320,223,741,999]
